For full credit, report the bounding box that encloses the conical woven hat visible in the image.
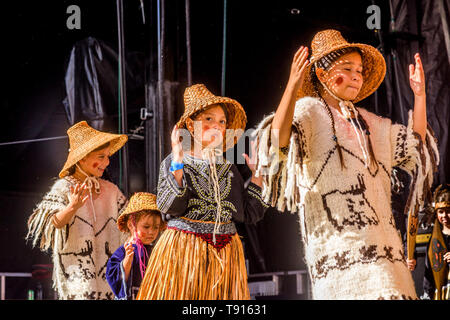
[117,192,160,232]
[298,29,386,103]
[59,121,128,178]
[176,84,247,151]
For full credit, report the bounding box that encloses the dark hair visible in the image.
[91,141,111,153]
[315,47,363,71]
[130,209,166,232]
[190,103,229,124]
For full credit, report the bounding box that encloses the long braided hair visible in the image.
[310,47,379,171]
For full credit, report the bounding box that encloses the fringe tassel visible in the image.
[253,113,304,214]
[26,204,67,252]
[136,229,250,300]
[405,110,440,260]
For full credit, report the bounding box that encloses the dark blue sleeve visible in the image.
[230,165,268,224]
[106,246,129,300]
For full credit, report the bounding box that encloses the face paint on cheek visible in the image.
[92,162,99,168]
[335,77,343,85]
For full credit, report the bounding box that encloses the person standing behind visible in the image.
[137,84,268,300]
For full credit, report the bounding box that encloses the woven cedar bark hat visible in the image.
[297,29,386,103]
[59,121,128,178]
[176,84,247,151]
[117,192,160,232]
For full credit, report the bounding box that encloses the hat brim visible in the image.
[116,192,160,232]
[176,96,247,151]
[59,132,128,178]
[297,43,386,103]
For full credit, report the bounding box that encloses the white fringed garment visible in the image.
[26,177,126,300]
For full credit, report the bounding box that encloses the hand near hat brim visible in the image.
[409,53,426,97]
[177,84,247,152]
[296,29,386,103]
[271,46,310,148]
[171,124,184,163]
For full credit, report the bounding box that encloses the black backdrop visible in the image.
[0,0,448,299]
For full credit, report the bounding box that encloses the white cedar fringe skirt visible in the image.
[136,228,250,300]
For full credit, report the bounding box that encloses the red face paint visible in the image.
[92,162,99,168]
[335,77,343,85]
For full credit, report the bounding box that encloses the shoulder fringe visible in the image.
[26,181,69,252]
[253,113,303,213]
[405,110,439,260]
[254,109,440,227]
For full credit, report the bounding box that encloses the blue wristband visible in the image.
[169,161,184,172]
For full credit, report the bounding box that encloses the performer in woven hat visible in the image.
[26,121,128,300]
[136,84,268,300]
[106,192,166,300]
[421,184,450,300]
[253,29,439,299]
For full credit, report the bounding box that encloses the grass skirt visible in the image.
[136,228,250,300]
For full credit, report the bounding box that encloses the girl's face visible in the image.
[318,51,364,101]
[78,146,111,178]
[187,105,227,149]
[437,207,450,229]
[131,215,161,245]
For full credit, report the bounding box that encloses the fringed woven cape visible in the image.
[253,97,439,300]
[26,176,127,300]
[136,154,268,300]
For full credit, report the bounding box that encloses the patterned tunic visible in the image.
[157,153,268,245]
[254,97,439,299]
[27,176,126,300]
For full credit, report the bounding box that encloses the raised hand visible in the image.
[243,140,263,187]
[410,53,427,142]
[272,46,310,148]
[171,124,184,162]
[122,240,135,281]
[409,53,426,97]
[68,183,89,210]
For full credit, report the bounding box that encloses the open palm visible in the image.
[409,53,426,97]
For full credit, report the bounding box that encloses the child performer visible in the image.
[26,121,128,300]
[253,29,439,299]
[136,84,269,300]
[421,184,450,300]
[106,192,166,299]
